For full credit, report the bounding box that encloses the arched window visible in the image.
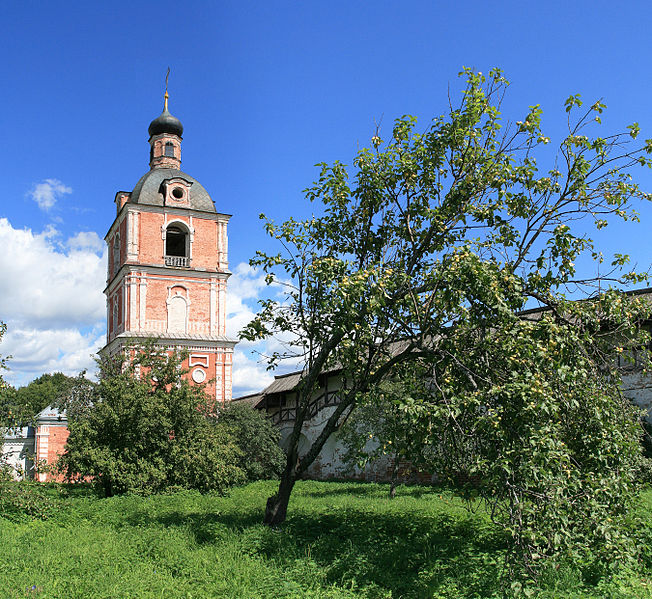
[112,301,118,332]
[167,295,187,333]
[165,226,187,257]
[112,235,120,274]
[165,142,175,157]
[164,224,190,267]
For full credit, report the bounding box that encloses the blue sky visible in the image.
[2,1,652,392]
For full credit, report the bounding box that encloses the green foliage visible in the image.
[339,364,432,495]
[60,345,245,496]
[408,294,649,579]
[0,323,65,525]
[243,67,652,578]
[214,403,285,481]
[0,321,14,431]
[0,480,62,523]
[0,370,83,457]
[12,372,78,422]
[2,481,652,598]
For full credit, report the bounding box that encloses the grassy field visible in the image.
[1,480,652,598]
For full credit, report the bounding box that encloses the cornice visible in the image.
[104,265,231,295]
[106,202,231,240]
[101,334,238,357]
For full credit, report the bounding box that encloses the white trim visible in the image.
[104,267,230,295]
[139,278,147,331]
[129,276,138,331]
[189,354,209,367]
[210,279,216,335]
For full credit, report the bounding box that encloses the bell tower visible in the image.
[102,89,236,405]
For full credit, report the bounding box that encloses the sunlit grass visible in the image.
[1,480,651,598]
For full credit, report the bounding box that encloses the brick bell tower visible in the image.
[101,88,236,405]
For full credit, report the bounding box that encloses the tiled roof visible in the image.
[130,168,216,212]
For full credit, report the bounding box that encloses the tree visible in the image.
[0,368,79,431]
[338,364,432,498]
[60,345,245,496]
[0,321,15,475]
[412,293,649,579]
[11,372,78,423]
[214,403,285,481]
[242,68,652,576]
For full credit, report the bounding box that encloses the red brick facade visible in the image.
[31,101,237,482]
[34,408,69,482]
[101,106,236,406]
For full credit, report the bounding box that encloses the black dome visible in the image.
[148,108,183,138]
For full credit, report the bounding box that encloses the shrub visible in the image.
[60,346,246,496]
[0,481,60,522]
[214,403,285,481]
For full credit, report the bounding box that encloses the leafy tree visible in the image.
[0,322,14,427]
[242,68,652,578]
[411,294,649,579]
[60,345,245,496]
[0,367,80,430]
[0,386,18,431]
[0,321,15,476]
[12,372,78,423]
[214,403,285,481]
[339,364,431,498]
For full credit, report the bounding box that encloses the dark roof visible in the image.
[230,393,264,407]
[148,108,183,138]
[231,371,303,409]
[233,368,337,409]
[262,372,303,395]
[129,168,216,212]
[518,286,652,319]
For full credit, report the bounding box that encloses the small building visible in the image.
[236,292,652,484]
[1,425,34,480]
[1,405,68,481]
[33,405,68,482]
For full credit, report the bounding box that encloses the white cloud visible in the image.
[225,262,267,339]
[2,327,104,387]
[226,263,271,397]
[67,231,105,253]
[231,349,275,397]
[0,219,106,328]
[226,262,303,398]
[0,219,106,387]
[30,179,72,211]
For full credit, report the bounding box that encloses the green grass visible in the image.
[1,480,652,598]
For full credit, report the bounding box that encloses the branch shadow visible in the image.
[139,501,506,598]
[292,479,443,500]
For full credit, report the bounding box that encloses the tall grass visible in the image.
[1,481,651,598]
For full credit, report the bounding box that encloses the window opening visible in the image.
[166,226,187,257]
[112,236,120,274]
[165,142,175,157]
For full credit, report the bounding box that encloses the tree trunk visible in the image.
[264,465,296,526]
[389,456,399,499]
